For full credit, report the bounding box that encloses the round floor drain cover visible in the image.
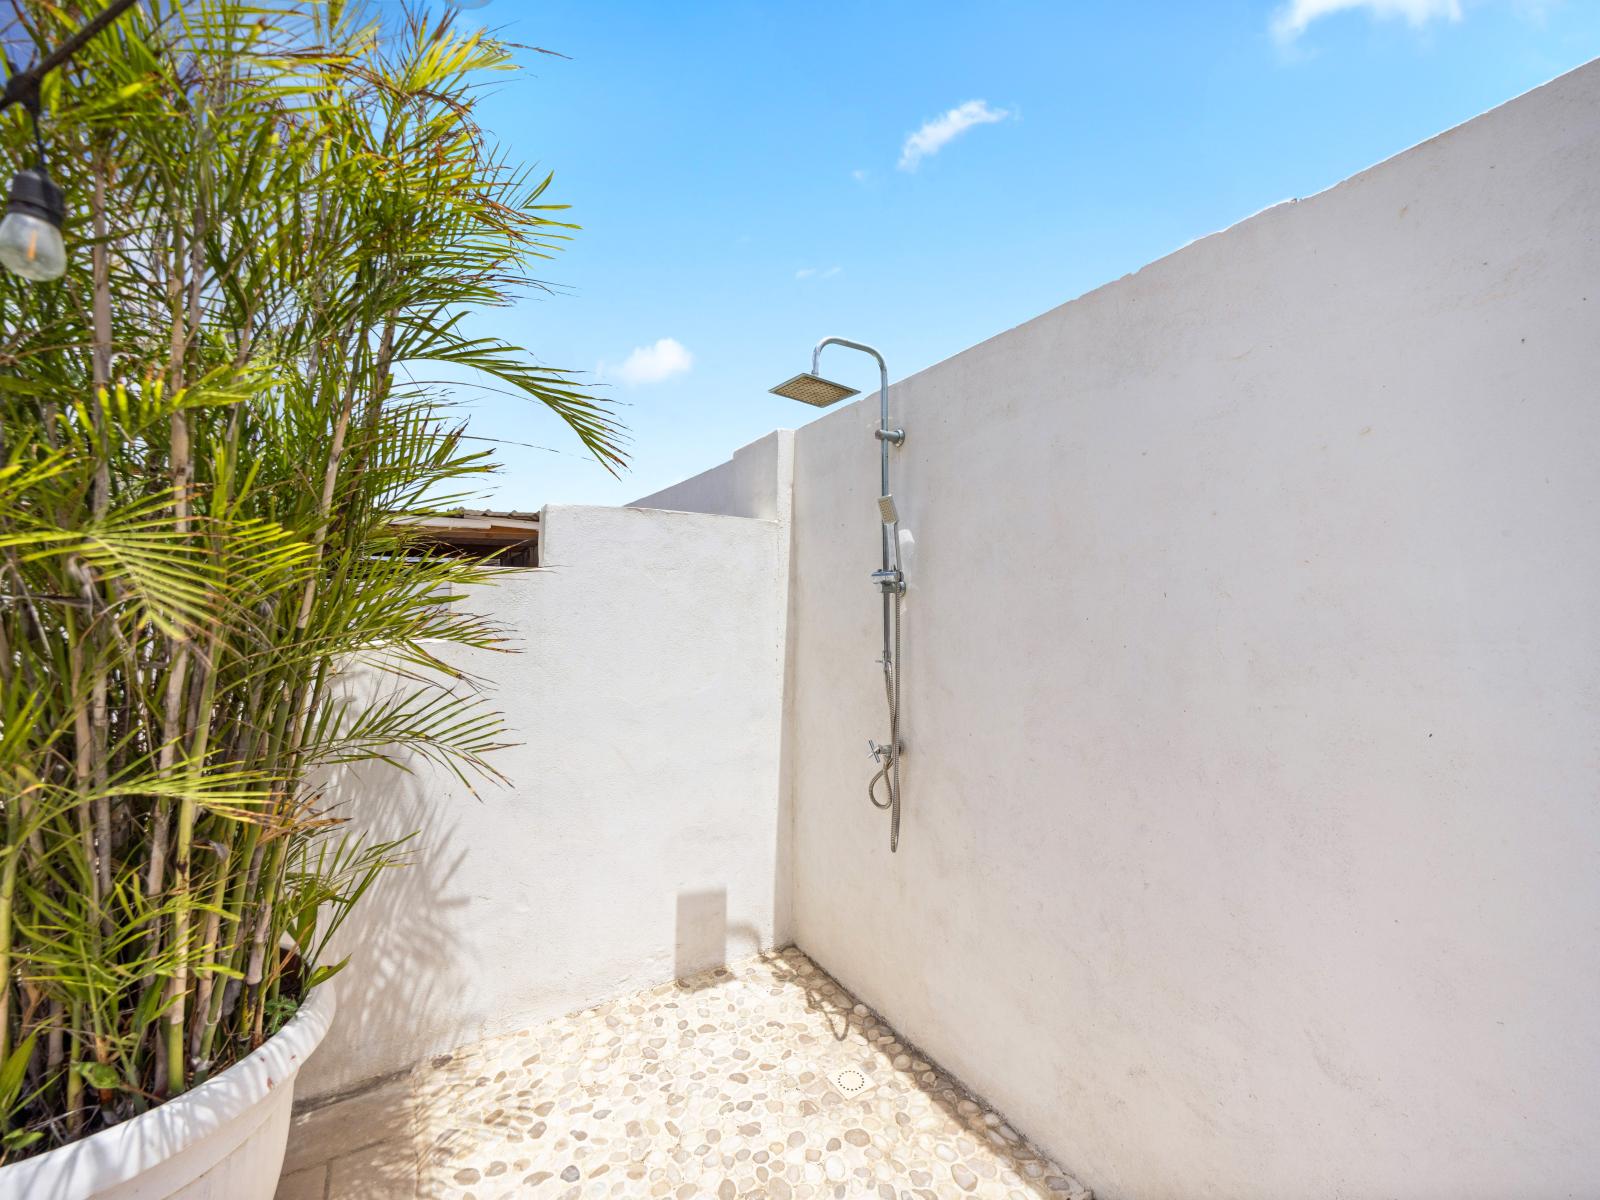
[827,1067,872,1098]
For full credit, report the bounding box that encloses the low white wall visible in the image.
[784,61,1600,1198]
[301,503,789,1097]
[633,429,801,940]
[633,429,794,522]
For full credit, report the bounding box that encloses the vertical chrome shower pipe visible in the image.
[812,337,907,850]
[811,336,904,643]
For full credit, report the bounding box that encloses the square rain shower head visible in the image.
[769,372,860,408]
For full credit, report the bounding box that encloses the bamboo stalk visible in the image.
[46,1000,63,1108]
[0,803,19,1072]
[64,1002,83,1138]
[88,143,114,911]
[145,227,196,914]
[187,837,231,1065]
[67,613,99,918]
[240,839,283,1049]
[197,825,260,1065]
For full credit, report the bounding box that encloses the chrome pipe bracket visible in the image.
[874,427,905,445]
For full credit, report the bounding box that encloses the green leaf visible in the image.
[73,1061,123,1094]
[306,956,351,991]
[263,997,300,1037]
[132,982,170,1032]
[0,1033,39,1112]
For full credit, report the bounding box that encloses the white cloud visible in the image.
[795,266,842,281]
[897,100,1012,171]
[851,168,869,183]
[1272,0,1462,41]
[607,337,693,386]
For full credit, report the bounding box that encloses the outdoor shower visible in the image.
[770,337,907,852]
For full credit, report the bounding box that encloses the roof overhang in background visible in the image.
[395,509,541,566]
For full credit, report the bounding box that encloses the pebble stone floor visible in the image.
[277,947,1091,1200]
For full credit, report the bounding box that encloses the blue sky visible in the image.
[450,0,1600,506]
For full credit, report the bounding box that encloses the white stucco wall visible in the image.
[783,61,1600,1199]
[633,429,794,522]
[301,503,789,1097]
[633,430,801,939]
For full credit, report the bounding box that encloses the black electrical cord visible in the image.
[1,0,140,117]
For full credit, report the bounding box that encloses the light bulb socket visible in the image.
[6,168,65,230]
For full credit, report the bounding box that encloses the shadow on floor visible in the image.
[674,885,764,992]
[764,947,1088,1199]
[764,947,864,1043]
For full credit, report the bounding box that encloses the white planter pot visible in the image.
[0,982,335,1200]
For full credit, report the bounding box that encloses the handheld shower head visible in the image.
[877,494,898,525]
[769,372,859,408]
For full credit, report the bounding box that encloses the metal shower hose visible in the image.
[868,586,902,852]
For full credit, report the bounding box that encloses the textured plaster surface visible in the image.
[299,504,790,1098]
[781,59,1600,1199]
[634,430,794,524]
[278,949,1089,1200]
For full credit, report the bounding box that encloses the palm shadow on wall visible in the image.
[300,755,472,1098]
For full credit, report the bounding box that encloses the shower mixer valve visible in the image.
[868,739,905,762]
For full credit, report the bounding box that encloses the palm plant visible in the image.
[0,0,620,1160]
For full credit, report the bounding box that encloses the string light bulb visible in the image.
[0,166,66,281]
[0,0,139,283]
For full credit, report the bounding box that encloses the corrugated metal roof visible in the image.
[439,508,542,522]
[397,510,541,532]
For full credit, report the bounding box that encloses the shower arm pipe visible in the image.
[811,336,902,574]
[812,337,902,690]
